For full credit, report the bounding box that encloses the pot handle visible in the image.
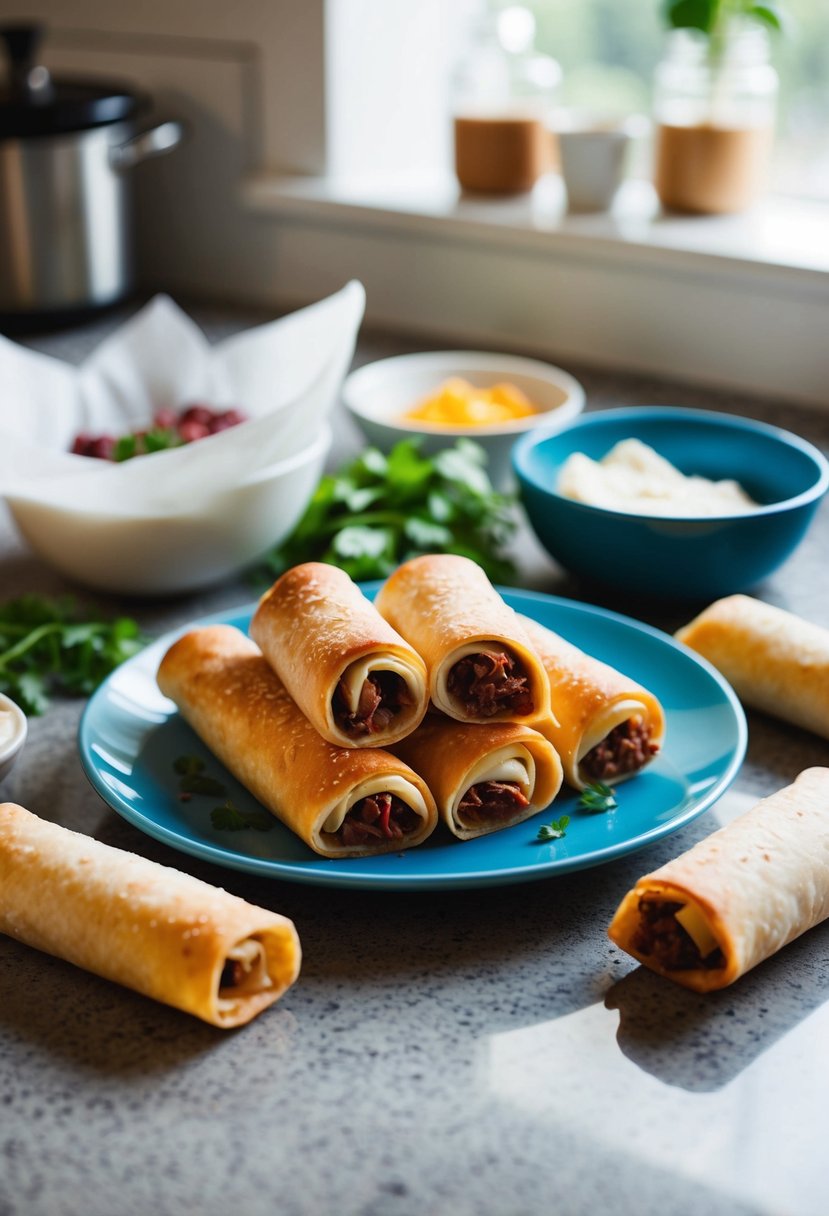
[110,120,185,171]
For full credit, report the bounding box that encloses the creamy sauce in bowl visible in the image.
[0,709,16,747]
[556,438,760,517]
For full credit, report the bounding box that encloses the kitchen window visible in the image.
[487,0,829,201]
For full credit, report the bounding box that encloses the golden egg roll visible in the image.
[0,803,300,1028]
[676,595,829,739]
[520,615,665,790]
[607,768,829,992]
[391,718,563,840]
[375,554,551,725]
[157,625,437,858]
[251,562,429,747]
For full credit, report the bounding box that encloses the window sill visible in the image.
[241,171,829,405]
[244,172,829,287]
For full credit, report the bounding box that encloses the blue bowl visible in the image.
[512,407,829,600]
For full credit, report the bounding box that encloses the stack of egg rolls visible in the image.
[158,556,666,854]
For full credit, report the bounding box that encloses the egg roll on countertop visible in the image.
[374,554,551,726]
[676,595,829,740]
[608,768,829,992]
[0,803,301,1027]
[157,625,438,858]
[391,718,563,840]
[520,615,665,791]
[251,562,429,747]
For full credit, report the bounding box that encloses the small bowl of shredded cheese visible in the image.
[513,407,829,599]
[342,351,585,488]
[0,692,27,782]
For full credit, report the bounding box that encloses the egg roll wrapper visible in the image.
[251,562,428,747]
[608,768,829,992]
[676,594,829,740]
[391,718,563,840]
[375,554,551,725]
[157,625,437,858]
[521,616,665,790]
[0,802,300,1028]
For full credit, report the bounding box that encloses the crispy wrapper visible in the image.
[608,768,829,992]
[521,616,665,790]
[251,562,428,747]
[0,803,301,1028]
[157,625,437,858]
[374,554,551,725]
[676,594,829,740]
[391,718,563,840]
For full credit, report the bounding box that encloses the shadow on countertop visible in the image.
[605,919,829,1094]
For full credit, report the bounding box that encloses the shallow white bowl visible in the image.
[342,350,585,488]
[5,426,332,597]
[0,692,27,781]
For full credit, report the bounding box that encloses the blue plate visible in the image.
[79,588,746,890]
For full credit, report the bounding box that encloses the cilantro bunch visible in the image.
[0,595,144,715]
[258,438,517,584]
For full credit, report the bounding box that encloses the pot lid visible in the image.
[0,23,145,139]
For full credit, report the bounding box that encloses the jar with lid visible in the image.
[452,5,561,195]
[653,19,778,214]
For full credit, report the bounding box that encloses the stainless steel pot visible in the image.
[0,24,183,325]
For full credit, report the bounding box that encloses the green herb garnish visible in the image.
[173,755,228,799]
[114,427,180,461]
[0,595,145,715]
[254,437,517,584]
[174,755,205,777]
[536,814,570,842]
[211,801,274,832]
[577,782,618,814]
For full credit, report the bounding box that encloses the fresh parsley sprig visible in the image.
[173,755,228,798]
[254,437,517,585]
[536,814,570,843]
[577,782,618,814]
[0,595,145,715]
[211,801,274,833]
[172,756,274,831]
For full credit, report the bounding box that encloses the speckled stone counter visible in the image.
[1,309,828,1216]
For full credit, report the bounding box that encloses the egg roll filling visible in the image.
[631,898,724,972]
[457,781,530,828]
[446,649,533,718]
[581,716,660,783]
[330,793,422,848]
[333,670,415,737]
[218,938,272,996]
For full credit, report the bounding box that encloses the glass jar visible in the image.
[653,21,778,214]
[452,6,561,195]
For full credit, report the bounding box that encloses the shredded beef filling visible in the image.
[219,959,245,989]
[336,793,420,847]
[457,780,530,827]
[333,671,414,736]
[632,899,724,971]
[581,717,659,782]
[447,650,533,718]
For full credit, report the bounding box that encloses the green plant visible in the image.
[663,0,786,37]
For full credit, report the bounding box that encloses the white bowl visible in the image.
[0,692,27,781]
[4,426,332,596]
[342,351,585,489]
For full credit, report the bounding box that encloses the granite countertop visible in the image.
[1,308,828,1216]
